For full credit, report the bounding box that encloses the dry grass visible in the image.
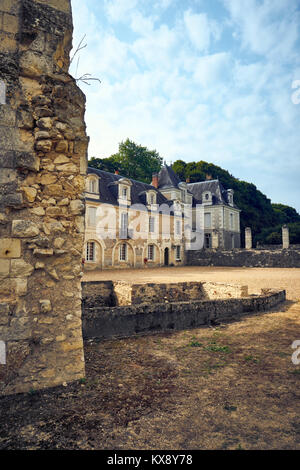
[0,267,299,450]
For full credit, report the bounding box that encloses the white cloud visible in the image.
[70,0,300,212]
[105,0,138,22]
[224,0,300,62]
[184,10,221,52]
[193,52,232,87]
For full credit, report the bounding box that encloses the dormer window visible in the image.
[89,180,96,193]
[118,178,132,204]
[86,175,99,196]
[147,191,157,206]
[203,191,212,204]
[227,189,234,206]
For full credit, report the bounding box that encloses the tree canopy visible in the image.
[89,139,162,184]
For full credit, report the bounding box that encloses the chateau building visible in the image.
[83,164,241,269]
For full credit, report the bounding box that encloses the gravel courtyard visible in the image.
[0,266,299,450]
[83,266,300,301]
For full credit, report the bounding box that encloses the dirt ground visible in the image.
[0,267,299,450]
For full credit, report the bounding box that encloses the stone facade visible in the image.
[84,168,186,270]
[83,166,241,270]
[0,0,88,395]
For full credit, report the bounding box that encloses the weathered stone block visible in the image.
[0,238,21,258]
[22,187,37,202]
[0,303,9,325]
[70,199,84,215]
[0,105,16,126]
[33,248,54,256]
[1,150,15,168]
[0,168,16,184]
[55,140,68,153]
[40,173,57,185]
[20,50,52,78]
[2,13,18,34]
[15,278,27,296]
[17,152,40,172]
[10,259,34,277]
[54,155,69,165]
[0,0,19,14]
[30,207,45,216]
[56,163,78,173]
[0,193,22,208]
[39,299,51,313]
[35,139,52,153]
[12,220,40,238]
[0,259,10,278]
[36,117,53,130]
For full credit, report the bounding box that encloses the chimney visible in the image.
[152,173,158,188]
[205,174,212,180]
[115,169,119,175]
[186,177,190,183]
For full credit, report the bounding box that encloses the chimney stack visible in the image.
[115,169,119,175]
[186,177,190,183]
[152,173,159,188]
[206,174,212,180]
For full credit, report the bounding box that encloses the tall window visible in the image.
[204,213,211,228]
[119,243,127,261]
[89,179,96,193]
[175,245,181,261]
[150,194,155,205]
[230,213,234,229]
[86,241,95,261]
[88,207,97,226]
[120,212,128,238]
[148,244,155,261]
[122,188,128,199]
[175,219,181,236]
[205,233,211,248]
[149,216,155,233]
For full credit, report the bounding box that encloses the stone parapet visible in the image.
[82,288,286,341]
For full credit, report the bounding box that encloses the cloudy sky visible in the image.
[70,0,300,212]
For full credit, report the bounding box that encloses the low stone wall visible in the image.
[255,244,300,250]
[81,280,249,308]
[186,249,300,268]
[82,288,286,341]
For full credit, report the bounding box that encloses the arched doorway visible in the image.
[164,247,169,266]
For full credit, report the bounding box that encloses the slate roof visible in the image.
[187,179,239,208]
[157,164,182,189]
[87,166,239,210]
[86,167,174,210]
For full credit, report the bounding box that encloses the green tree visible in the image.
[89,139,163,184]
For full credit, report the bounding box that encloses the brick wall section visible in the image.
[0,0,88,395]
[186,249,300,268]
[82,289,286,341]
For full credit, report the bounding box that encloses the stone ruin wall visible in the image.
[0,0,88,395]
[82,280,249,309]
